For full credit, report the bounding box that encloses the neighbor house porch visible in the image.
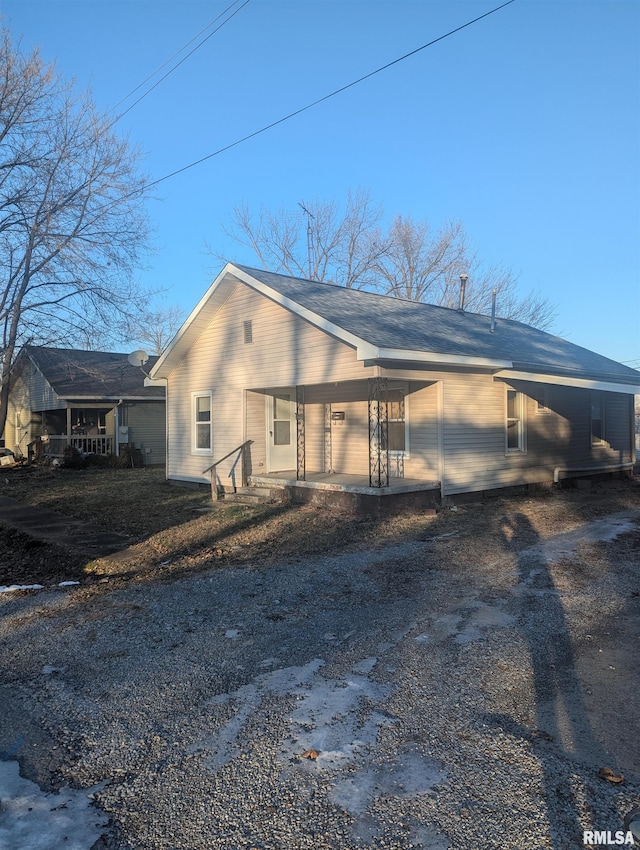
[23,405,119,461]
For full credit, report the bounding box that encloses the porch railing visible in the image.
[203,440,253,501]
[38,434,113,458]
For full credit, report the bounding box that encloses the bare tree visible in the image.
[0,26,152,436]
[217,192,556,330]
[218,187,390,290]
[373,215,468,303]
[126,304,186,356]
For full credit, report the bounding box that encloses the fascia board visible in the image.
[62,395,164,402]
[494,369,640,395]
[230,266,367,352]
[149,263,238,379]
[366,347,513,369]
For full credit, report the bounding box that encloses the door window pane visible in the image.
[388,421,405,452]
[273,420,291,446]
[274,394,290,420]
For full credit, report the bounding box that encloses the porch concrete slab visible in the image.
[251,471,441,497]
[0,495,130,559]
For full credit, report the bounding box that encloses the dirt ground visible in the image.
[0,466,638,591]
[0,468,638,849]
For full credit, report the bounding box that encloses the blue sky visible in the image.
[2,0,639,366]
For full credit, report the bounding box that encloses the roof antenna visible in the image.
[298,201,315,280]
[458,273,468,312]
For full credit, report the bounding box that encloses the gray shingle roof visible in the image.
[25,347,164,399]
[235,265,640,385]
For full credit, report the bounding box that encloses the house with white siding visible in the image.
[149,263,640,507]
[5,346,166,466]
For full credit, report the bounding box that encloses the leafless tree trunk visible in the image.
[0,27,151,436]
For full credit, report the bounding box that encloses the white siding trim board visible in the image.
[494,370,640,396]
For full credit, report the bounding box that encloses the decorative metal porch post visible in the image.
[368,377,389,488]
[296,385,305,481]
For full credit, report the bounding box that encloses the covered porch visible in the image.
[25,405,118,461]
[240,376,442,506]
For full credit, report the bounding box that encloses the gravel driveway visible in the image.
[0,483,638,849]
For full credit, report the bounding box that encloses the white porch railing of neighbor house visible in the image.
[43,435,114,457]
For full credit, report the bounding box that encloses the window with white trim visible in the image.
[506,389,526,452]
[590,393,605,446]
[192,392,212,454]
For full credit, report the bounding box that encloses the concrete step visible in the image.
[223,486,285,505]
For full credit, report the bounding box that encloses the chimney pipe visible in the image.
[490,289,497,333]
[458,273,468,312]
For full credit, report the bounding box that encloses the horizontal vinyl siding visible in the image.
[166,285,372,484]
[442,379,634,496]
[123,401,166,465]
[304,404,326,474]
[600,393,632,464]
[405,382,438,479]
[329,400,369,475]
[442,374,506,494]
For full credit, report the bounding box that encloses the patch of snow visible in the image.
[58,581,80,587]
[351,657,378,674]
[0,585,44,594]
[0,760,108,850]
[330,746,446,816]
[41,665,65,676]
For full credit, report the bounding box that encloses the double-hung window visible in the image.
[387,390,406,453]
[378,389,407,454]
[506,389,526,453]
[192,392,212,454]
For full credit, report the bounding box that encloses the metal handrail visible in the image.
[202,440,253,474]
[203,440,253,501]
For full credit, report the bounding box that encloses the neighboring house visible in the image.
[149,263,640,504]
[4,346,166,466]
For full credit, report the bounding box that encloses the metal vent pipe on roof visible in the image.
[458,273,468,312]
[491,288,497,333]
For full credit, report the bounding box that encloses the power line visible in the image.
[109,0,251,126]
[142,0,517,192]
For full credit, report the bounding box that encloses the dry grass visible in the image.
[0,465,638,591]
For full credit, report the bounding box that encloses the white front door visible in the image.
[267,389,296,472]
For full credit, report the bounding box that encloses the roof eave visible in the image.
[359,345,513,370]
[494,368,640,395]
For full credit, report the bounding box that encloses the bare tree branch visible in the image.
[0,24,153,435]
[215,191,556,330]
